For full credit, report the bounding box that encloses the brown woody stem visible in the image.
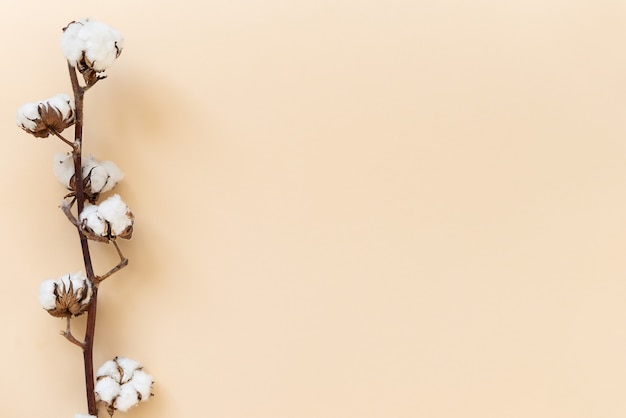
[68,61,98,417]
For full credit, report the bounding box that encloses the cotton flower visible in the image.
[54,153,124,202]
[62,18,123,74]
[38,272,93,317]
[95,357,154,416]
[16,93,75,138]
[79,194,134,242]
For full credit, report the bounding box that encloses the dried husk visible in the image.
[45,276,93,317]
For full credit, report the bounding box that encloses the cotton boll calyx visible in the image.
[16,94,75,138]
[95,357,154,416]
[38,272,93,317]
[62,18,123,85]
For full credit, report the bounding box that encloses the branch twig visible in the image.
[95,240,128,284]
[61,200,79,227]
[51,129,76,148]
[61,317,85,348]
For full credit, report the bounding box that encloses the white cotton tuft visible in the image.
[15,102,40,131]
[38,280,57,310]
[82,157,109,193]
[98,195,132,235]
[47,93,74,120]
[74,414,96,418]
[94,376,121,404]
[53,152,74,189]
[61,22,84,64]
[80,204,107,237]
[131,369,154,401]
[81,155,124,194]
[99,160,124,192]
[62,18,124,72]
[96,359,122,382]
[115,356,141,383]
[114,383,140,412]
[57,271,87,294]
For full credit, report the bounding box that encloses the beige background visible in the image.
[1,0,626,417]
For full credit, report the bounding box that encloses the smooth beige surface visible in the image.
[2,1,626,417]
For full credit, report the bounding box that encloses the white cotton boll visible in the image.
[38,280,57,310]
[98,195,132,236]
[40,272,91,317]
[114,383,140,412]
[83,21,124,71]
[96,359,122,381]
[130,369,154,401]
[62,18,123,72]
[17,94,75,138]
[80,204,107,237]
[16,102,40,131]
[115,357,141,383]
[53,153,74,189]
[94,376,121,404]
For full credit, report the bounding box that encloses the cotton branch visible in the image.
[17,18,154,417]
